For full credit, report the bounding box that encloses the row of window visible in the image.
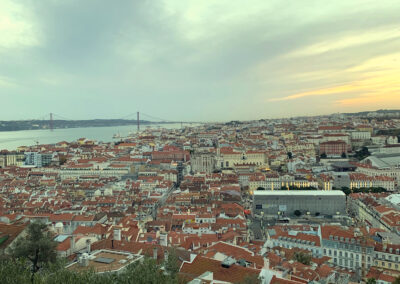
[375,253,400,262]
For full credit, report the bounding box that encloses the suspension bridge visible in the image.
[32,112,206,131]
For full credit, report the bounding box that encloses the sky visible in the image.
[1,0,400,122]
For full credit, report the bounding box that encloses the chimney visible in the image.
[263,258,270,270]
[383,239,388,251]
[86,239,91,254]
[70,235,75,254]
[190,254,197,263]
[153,247,158,260]
[113,228,121,241]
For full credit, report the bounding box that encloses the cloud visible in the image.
[1,0,400,120]
[0,0,40,49]
[268,51,400,111]
[286,25,400,58]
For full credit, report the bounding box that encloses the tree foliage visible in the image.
[293,251,311,265]
[294,210,302,217]
[279,186,318,191]
[163,249,180,280]
[355,146,370,161]
[337,186,387,196]
[10,222,57,282]
[0,256,180,284]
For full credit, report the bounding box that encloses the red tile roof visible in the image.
[180,255,260,283]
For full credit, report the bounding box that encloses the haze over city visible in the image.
[1,0,400,121]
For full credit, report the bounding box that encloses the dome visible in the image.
[55,222,63,228]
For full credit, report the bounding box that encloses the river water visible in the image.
[0,124,183,150]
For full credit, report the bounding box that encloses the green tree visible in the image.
[0,258,32,284]
[118,257,175,284]
[10,222,57,283]
[164,249,180,280]
[355,147,371,161]
[341,187,352,195]
[341,152,347,158]
[320,153,327,159]
[294,210,302,217]
[287,152,293,159]
[366,278,376,284]
[293,251,311,265]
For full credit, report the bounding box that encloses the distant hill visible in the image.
[0,119,172,132]
[342,109,400,116]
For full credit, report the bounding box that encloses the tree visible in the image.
[294,210,302,217]
[0,258,32,284]
[366,278,376,284]
[58,154,67,165]
[0,254,177,284]
[293,252,311,265]
[320,153,327,159]
[287,152,293,160]
[341,187,352,196]
[164,249,180,280]
[341,152,347,158]
[118,257,175,284]
[10,222,57,283]
[355,146,370,161]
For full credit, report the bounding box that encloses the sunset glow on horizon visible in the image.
[1,0,400,120]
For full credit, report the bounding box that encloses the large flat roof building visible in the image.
[253,190,346,217]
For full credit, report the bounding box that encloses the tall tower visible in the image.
[49,113,54,131]
[137,111,140,132]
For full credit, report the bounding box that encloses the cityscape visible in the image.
[1,110,400,283]
[1,1,400,284]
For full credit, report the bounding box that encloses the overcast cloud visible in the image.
[1,0,400,121]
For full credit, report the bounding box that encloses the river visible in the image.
[0,124,183,150]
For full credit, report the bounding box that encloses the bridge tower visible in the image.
[137,111,140,132]
[49,113,54,131]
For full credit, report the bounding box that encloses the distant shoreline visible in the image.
[0,120,187,132]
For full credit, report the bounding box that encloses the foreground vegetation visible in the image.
[0,256,180,284]
[1,222,180,284]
